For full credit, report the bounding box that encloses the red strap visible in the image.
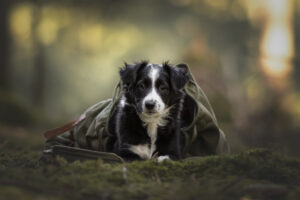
[44,114,86,139]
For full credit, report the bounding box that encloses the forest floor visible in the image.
[0,124,300,200]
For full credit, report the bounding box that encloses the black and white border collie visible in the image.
[108,61,195,162]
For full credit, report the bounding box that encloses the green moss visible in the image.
[0,91,39,126]
[1,144,300,200]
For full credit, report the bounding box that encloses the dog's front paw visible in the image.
[157,155,170,162]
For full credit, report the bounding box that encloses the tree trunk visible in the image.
[32,5,46,107]
[0,0,11,90]
[32,45,46,107]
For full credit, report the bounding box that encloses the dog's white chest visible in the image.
[129,122,158,160]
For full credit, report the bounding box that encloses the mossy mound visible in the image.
[1,146,300,200]
[0,91,38,126]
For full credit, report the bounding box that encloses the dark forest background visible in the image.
[1,0,300,156]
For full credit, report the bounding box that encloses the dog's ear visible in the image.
[175,63,189,75]
[164,63,189,91]
[119,61,148,88]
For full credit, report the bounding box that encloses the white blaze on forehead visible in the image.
[149,66,159,84]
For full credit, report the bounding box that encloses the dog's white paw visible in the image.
[157,155,170,162]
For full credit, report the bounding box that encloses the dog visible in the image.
[106,61,199,161]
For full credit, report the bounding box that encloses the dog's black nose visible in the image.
[145,100,156,110]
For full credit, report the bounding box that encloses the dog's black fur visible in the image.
[107,61,196,161]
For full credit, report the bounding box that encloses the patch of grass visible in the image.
[1,126,300,200]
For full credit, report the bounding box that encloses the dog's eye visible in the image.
[138,83,145,90]
[159,85,168,92]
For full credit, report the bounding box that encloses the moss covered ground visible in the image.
[0,125,300,200]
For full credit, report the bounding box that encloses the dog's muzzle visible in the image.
[145,100,156,112]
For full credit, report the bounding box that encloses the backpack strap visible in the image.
[44,114,86,139]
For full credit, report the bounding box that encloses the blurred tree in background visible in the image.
[0,0,299,156]
[0,0,11,90]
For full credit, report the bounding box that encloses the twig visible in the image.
[122,165,128,184]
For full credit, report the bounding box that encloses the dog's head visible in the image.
[120,61,189,119]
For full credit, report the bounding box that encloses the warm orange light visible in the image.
[259,0,294,79]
